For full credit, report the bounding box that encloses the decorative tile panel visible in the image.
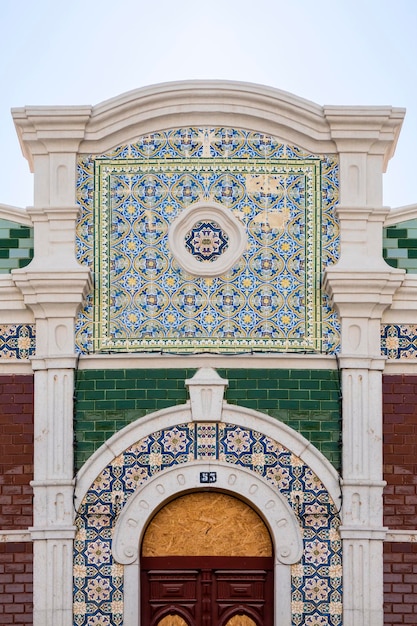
[76,129,340,354]
[381,324,417,359]
[0,324,36,359]
[74,423,342,625]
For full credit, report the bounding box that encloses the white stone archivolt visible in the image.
[112,461,303,566]
[113,461,303,626]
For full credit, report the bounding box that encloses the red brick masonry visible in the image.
[384,543,417,625]
[0,375,34,625]
[0,374,34,530]
[0,543,33,625]
[383,374,417,529]
[383,375,417,625]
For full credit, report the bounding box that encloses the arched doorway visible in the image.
[75,405,341,625]
[141,492,274,626]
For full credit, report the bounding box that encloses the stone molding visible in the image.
[384,202,417,226]
[0,530,32,542]
[116,462,301,626]
[0,203,32,226]
[11,106,92,171]
[12,81,404,165]
[112,461,303,566]
[385,530,417,541]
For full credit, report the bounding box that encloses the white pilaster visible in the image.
[337,358,387,626]
[322,104,406,626]
[12,106,92,626]
[323,169,404,625]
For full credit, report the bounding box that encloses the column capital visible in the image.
[323,268,404,317]
[323,105,404,167]
[12,105,92,170]
[12,267,92,318]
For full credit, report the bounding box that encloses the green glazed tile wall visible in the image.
[0,219,33,273]
[74,368,341,471]
[383,219,417,273]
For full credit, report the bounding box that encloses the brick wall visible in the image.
[383,374,417,625]
[0,543,33,625]
[383,374,417,529]
[0,374,34,625]
[384,543,417,625]
[0,374,34,530]
[75,368,341,470]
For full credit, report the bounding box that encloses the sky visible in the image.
[1,0,416,210]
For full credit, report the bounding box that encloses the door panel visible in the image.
[156,617,189,626]
[141,557,273,626]
[223,618,257,626]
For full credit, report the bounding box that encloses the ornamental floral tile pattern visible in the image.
[74,423,342,625]
[381,324,417,359]
[75,128,340,354]
[0,324,36,359]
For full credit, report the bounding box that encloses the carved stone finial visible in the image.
[185,368,228,422]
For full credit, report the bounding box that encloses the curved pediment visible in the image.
[80,80,335,154]
[13,79,404,172]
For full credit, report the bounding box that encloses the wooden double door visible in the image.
[140,492,274,626]
[141,556,274,626]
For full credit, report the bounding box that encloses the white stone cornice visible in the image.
[12,268,92,317]
[12,106,92,171]
[0,276,27,311]
[27,205,81,220]
[384,274,417,313]
[336,357,386,371]
[384,202,417,226]
[385,530,417,542]
[77,352,339,370]
[335,204,391,220]
[0,203,32,226]
[323,269,405,318]
[0,361,33,374]
[30,356,80,370]
[30,528,76,540]
[0,530,32,542]
[323,105,405,169]
[11,266,92,357]
[339,527,387,540]
[384,360,417,374]
[12,81,405,181]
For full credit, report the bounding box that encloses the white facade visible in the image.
[1,81,417,626]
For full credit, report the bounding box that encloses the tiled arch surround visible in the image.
[74,395,342,626]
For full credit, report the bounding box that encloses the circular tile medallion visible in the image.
[168,201,247,277]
